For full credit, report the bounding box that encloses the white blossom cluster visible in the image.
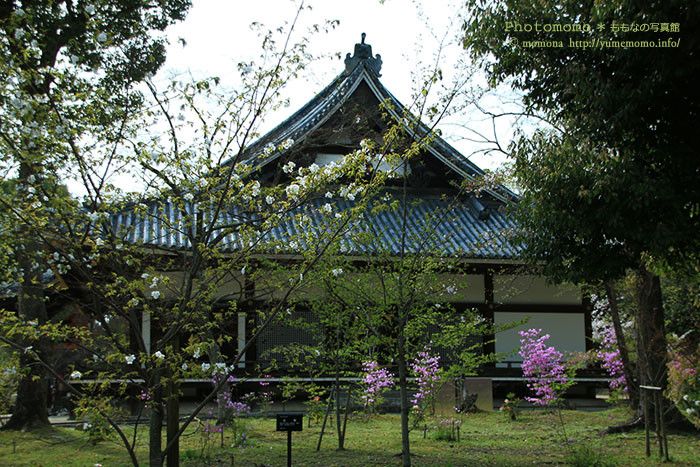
[681,393,700,420]
[264,143,276,156]
[282,161,296,174]
[50,250,72,275]
[339,183,361,201]
[262,138,294,157]
[285,183,301,201]
[198,361,236,375]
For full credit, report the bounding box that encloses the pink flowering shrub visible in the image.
[304,395,325,424]
[596,326,627,392]
[139,390,152,408]
[518,329,574,407]
[666,340,700,428]
[432,415,462,441]
[410,345,442,416]
[360,360,395,412]
[499,392,520,420]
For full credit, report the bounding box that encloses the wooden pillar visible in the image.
[142,310,151,354]
[582,295,593,352]
[237,312,246,368]
[483,269,496,360]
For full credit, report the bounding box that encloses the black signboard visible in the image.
[276,412,303,432]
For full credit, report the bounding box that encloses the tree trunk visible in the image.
[166,367,180,467]
[3,351,50,430]
[630,268,671,438]
[397,337,411,467]
[631,269,667,391]
[334,339,346,450]
[316,389,334,451]
[604,280,639,411]
[3,242,50,431]
[206,340,228,426]
[149,375,164,467]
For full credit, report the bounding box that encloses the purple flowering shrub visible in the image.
[596,326,627,393]
[207,374,275,453]
[360,360,395,412]
[139,390,152,408]
[518,329,575,407]
[199,419,223,457]
[666,338,700,428]
[432,415,462,441]
[410,344,442,417]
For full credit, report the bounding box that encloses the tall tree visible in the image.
[0,0,192,431]
[0,5,389,465]
[463,0,700,402]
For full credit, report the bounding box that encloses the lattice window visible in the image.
[256,310,320,367]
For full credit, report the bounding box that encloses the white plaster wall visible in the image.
[494,311,586,367]
[269,272,484,303]
[494,275,581,305]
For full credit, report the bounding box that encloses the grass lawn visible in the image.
[1,407,698,466]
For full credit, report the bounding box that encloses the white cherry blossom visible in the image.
[282,161,296,174]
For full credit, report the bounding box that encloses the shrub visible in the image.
[596,326,627,393]
[410,345,442,417]
[432,415,461,441]
[0,349,19,414]
[360,360,395,413]
[666,336,700,428]
[499,392,520,420]
[518,329,575,407]
[73,396,124,445]
[565,441,618,467]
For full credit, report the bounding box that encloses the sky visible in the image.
[153,0,514,172]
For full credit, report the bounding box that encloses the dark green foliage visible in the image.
[463,0,700,280]
[462,1,699,407]
[0,0,191,89]
[662,275,700,336]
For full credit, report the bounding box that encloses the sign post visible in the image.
[276,412,303,467]
[639,385,669,461]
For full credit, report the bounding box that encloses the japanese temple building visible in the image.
[111,35,594,408]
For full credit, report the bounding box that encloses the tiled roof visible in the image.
[223,59,515,203]
[111,46,520,260]
[111,191,519,259]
